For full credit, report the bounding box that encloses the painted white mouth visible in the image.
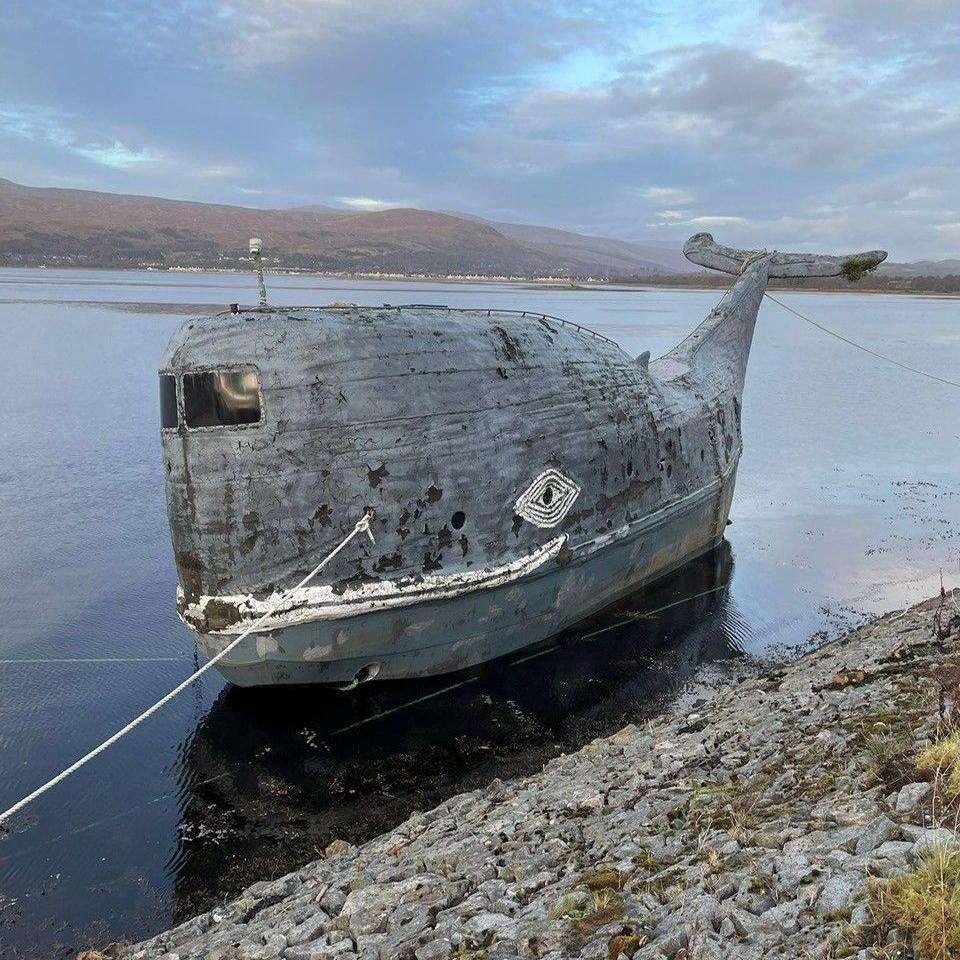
[181,535,567,635]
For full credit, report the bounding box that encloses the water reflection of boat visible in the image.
[167,542,745,920]
[159,234,884,687]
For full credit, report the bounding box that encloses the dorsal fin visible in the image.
[683,232,887,280]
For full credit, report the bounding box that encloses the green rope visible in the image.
[579,585,728,643]
[330,676,480,736]
[329,583,729,734]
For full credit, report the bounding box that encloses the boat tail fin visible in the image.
[683,232,887,280]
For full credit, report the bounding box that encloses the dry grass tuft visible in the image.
[76,944,128,960]
[581,868,627,891]
[869,845,960,960]
[547,893,588,922]
[917,732,960,795]
[630,849,663,873]
[607,932,647,958]
[590,887,617,912]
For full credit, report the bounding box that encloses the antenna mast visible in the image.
[249,237,268,307]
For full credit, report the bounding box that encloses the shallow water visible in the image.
[0,269,957,956]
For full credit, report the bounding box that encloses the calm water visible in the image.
[0,269,958,956]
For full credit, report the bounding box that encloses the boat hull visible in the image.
[197,464,737,686]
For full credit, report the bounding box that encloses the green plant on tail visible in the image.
[841,255,883,283]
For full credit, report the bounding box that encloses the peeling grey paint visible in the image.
[159,232,886,685]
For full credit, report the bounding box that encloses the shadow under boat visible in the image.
[167,540,751,921]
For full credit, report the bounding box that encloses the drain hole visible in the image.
[353,662,381,685]
[542,485,554,505]
[451,510,466,529]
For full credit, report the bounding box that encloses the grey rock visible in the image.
[869,840,914,871]
[113,601,949,960]
[724,905,762,938]
[685,893,721,928]
[851,903,871,928]
[639,930,686,958]
[284,940,355,960]
[901,823,933,843]
[576,938,611,960]
[895,782,930,814]
[759,900,800,934]
[824,849,853,870]
[717,916,736,938]
[340,875,448,936]
[252,934,288,959]
[510,870,553,900]
[463,912,518,941]
[854,815,900,855]
[414,940,451,960]
[816,873,864,916]
[684,929,729,960]
[776,851,816,892]
[831,799,881,827]
[286,913,331,947]
[783,828,859,857]
[319,888,348,917]
[910,828,958,859]
[710,879,737,902]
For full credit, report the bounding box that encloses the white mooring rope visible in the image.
[764,292,960,390]
[0,509,375,827]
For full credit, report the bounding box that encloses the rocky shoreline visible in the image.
[100,594,960,960]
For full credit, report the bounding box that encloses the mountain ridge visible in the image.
[0,179,681,276]
[0,179,956,279]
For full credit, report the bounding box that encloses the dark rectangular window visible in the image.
[183,369,262,428]
[160,374,178,429]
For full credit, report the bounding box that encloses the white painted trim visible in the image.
[186,535,567,635]
[183,449,741,639]
[572,445,741,552]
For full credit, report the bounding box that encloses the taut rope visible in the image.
[763,292,960,390]
[0,510,375,827]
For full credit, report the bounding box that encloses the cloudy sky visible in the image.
[1,0,958,258]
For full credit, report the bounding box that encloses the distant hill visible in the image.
[880,259,960,278]
[2,179,955,283]
[443,212,696,275]
[0,179,683,277]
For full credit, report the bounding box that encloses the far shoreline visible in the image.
[1,262,958,299]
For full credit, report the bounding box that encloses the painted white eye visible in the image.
[515,469,580,528]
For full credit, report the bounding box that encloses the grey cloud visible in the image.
[0,0,957,257]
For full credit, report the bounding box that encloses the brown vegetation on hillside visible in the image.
[0,179,673,277]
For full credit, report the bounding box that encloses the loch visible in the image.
[158,233,886,686]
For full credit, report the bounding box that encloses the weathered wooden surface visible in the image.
[683,232,887,279]
[159,293,746,682]
[158,233,886,684]
[161,304,741,610]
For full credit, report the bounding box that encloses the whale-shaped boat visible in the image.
[158,233,885,686]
